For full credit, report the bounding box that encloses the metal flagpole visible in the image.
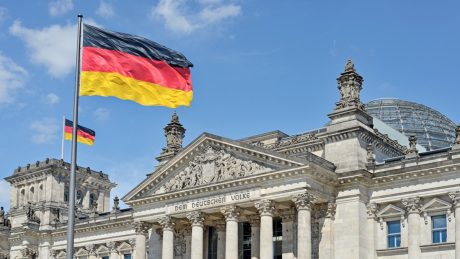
[61,116,65,160]
[66,14,83,259]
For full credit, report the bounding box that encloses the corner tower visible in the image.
[156,112,186,164]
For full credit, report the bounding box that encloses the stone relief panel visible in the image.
[155,146,273,194]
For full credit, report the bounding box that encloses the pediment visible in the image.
[421,198,451,212]
[124,133,306,202]
[377,204,405,218]
[74,248,88,256]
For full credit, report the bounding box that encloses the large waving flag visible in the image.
[80,24,193,108]
[64,119,95,146]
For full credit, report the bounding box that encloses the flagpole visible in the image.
[66,14,83,259]
[61,116,65,160]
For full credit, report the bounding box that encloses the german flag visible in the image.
[64,119,95,146]
[80,24,193,108]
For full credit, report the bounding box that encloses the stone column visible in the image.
[280,208,296,259]
[247,215,260,259]
[86,244,97,259]
[215,222,226,259]
[294,192,314,259]
[255,199,275,259]
[149,229,162,259]
[221,205,239,259]
[159,216,175,259]
[449,191,460,259]
[187,212,205,259]
[107,241,119,259]
[133,221,150,259]
[402,197,421,259]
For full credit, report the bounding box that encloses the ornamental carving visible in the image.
[186,211,205,226]
[449,191,460,206]
[221,205,240,221]
[335,59,364,110]
[159,216,175,231]
[133,221,150,234]
[366,203,379,219]
[402,197,421,214]
[106,241,119,253]
[263,133,318,149]
[158,146,271,193]
[293,192,315,210]
[326,202,337,219]
[85,245,96,256]
[255,199,275,216]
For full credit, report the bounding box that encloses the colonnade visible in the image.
[133,192,316,259]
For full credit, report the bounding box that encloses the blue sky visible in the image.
[1,0,459,209]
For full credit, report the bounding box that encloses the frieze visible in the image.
[156,146,272,193]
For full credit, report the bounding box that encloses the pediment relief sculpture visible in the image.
[155,146,273,194]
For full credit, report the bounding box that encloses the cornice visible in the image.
[126,165,337,207]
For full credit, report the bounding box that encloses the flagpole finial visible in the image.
[78,14,83,18]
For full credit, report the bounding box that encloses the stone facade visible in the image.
[1,60,460,259]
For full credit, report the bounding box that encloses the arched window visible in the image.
[89,193,97,209]
[29,186,35,201]
[20,189,25,205]
[76,190,83,205]
[64,186,69,202]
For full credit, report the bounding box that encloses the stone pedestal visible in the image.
[402,197,421,259]
[187,212,205,259]
[294,192,314,259]
[255,199,275,259]
[160,216,175,259]
[221,205,239,259]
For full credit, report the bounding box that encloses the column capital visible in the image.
[159,216,175,231]
[106,241,119,253]
[186,211,205,227]
[366,202,379,219]
[85,244,96,256]
[255,199,275,216]
[293,192,315,211]
[247,214,260,227]
[449,191,460,207]
[402,197,421,214]
[221,205,240,222]
[133,221,151,234]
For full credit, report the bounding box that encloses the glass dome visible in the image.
[365,98,456,151]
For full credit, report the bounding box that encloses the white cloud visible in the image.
[151,0,241,35]
[30,118,60,144]
[0,7,8,24]
[0,53,28,104]
[199,4,240,24]
[0,180,10,210]
[44,93,60,105]
[9,20,76,78]
[93,107,110,121]
[96,1,115,19]
[49,0,73,16]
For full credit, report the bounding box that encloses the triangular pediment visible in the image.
[421,198,451,212]
[377,204,405,218]
[124,133,308,202]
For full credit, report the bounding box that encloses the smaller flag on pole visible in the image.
[64,119,95,146]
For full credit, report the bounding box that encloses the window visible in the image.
[123,254,132,259]
[64,186,69,202]
[387,220,401,248]
[432,215,447,243]
[208,226,218,259]
[273,218,282,259]
[101,256,109,259]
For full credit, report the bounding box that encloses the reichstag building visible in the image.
[1,60,460,259]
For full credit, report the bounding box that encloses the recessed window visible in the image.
[123,254,132,259]
[432,215,447,243]
[102,256,109,259]
[387,220,401,248]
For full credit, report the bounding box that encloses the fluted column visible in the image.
[159,216,175,259]
[247,215,260,259]
[86,244,97,259]
[280,208,295,259]
[107,241,119,259]
[450,191,460,259]
[221,205,239,259]
[187,212,205,259]
[215,222,226,259]
[255,199,275,259]
[294,192,314,259]
[133,221,150,259]
[402,197,421,259]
